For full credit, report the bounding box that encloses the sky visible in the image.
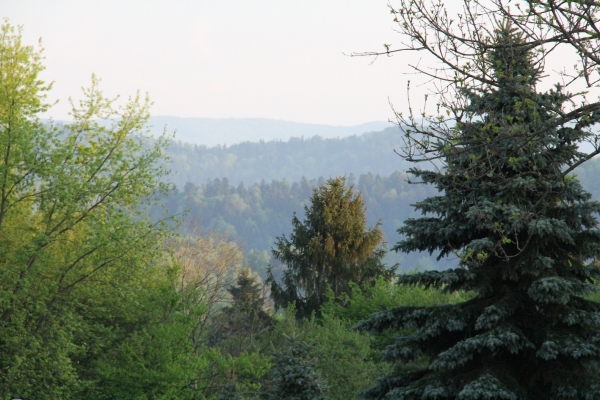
[3,1,423,126]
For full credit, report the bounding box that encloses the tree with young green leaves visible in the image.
[356,12,600,400]
[0,21,175,398]
[268,177,394,319]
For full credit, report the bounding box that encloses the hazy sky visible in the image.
[3,1,426,126]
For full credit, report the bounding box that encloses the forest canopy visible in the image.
[165,127,411,187]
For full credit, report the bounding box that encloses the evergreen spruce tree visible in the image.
[217,383,244,400]
[209,268,272,349]
[267,177,395,319]
[357,23,600,399]
[230,268,265,315]
[269,334,328,400]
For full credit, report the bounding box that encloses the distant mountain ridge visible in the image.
[165,127,411,187]
[147,116,392,147]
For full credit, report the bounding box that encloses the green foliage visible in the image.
[304,313,391,400]
[260,301,392,400]
[322,277,473,374]
[0,21,174,399]
[269,333,328,400]
[322,276,472,325]
[209,350,272,397]
[0,21,273,400]
[84,275,205,399]
[268,177,395,318]
[358,24,600,398]
[209,268,274,361]
[230,268,265,313]
[164,234,272,399]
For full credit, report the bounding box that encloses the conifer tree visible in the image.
[217,383,244,400]
[268,177,394,318]
[357,23,600,399]
[230,268,265,315]
[209,268,272,351]
[269,334,328,400]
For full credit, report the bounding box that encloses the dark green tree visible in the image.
[208,268,273,364]
[269,334,328,400]
[230,268,266,314]
[217,383,244,400]
[210,268,273,347]
[268,177,394,319]
[357,22,600,399]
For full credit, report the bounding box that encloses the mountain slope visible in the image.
[166,127,411,187]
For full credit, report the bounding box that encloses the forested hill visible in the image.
[155,171,435,276]
[165,127,411,187]
[161,124,600,275]
[156,155,600,276]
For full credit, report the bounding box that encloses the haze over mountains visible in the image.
[165,126,412,187]
[147,116,393,147]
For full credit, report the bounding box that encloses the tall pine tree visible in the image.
[358,23,600,399]
[268,177,394,319]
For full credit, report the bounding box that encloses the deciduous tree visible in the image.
[0,21,172,398]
